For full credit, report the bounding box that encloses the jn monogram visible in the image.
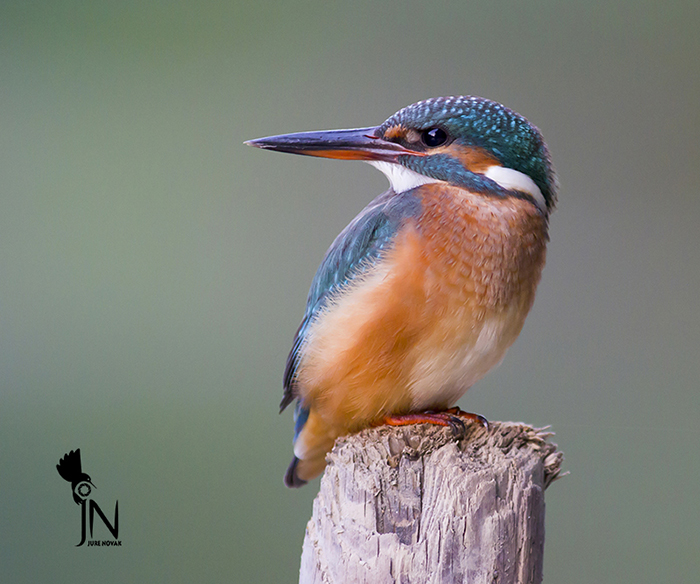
[57,449,120,547]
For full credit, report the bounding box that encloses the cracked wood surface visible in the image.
[299,421,563,584]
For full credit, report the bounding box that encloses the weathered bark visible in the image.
[299,421,563,584]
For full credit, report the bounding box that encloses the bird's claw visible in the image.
[380,408,489,437]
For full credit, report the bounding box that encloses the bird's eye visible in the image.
[421,127,448,148]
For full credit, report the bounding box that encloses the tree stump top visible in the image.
[300,422,563,584]
[330,421,563,489]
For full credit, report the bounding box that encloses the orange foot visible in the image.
[378,407,488,436]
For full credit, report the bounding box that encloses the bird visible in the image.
[57,449,95,504]
[246,95,557,488]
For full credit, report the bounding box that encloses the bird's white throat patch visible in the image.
[368,160,546,212]
[368,161,442,193]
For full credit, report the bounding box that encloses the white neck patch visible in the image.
[368,160,547,213]
[483,165,547,213]
[368,161,442,193]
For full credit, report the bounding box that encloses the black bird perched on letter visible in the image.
[57,449,95,504]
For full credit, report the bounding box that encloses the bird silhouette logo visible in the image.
[57,449,95,505]
[56,448,120,546]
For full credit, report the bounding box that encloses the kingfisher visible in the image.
[246,96,557,488]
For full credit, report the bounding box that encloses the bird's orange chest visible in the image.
[299,184,548,428]
[409,183,549,313]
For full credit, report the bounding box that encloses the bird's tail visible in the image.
[285,409,339,488]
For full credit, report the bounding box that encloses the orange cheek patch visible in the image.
[433,145,501,173]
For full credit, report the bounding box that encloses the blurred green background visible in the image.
[1,1,698,582]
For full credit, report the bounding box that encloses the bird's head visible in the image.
[73,475,95,503]
[246,96,557,214]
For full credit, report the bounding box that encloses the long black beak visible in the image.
[245,126,421,162]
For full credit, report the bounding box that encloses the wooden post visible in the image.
[299,421,563,584]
